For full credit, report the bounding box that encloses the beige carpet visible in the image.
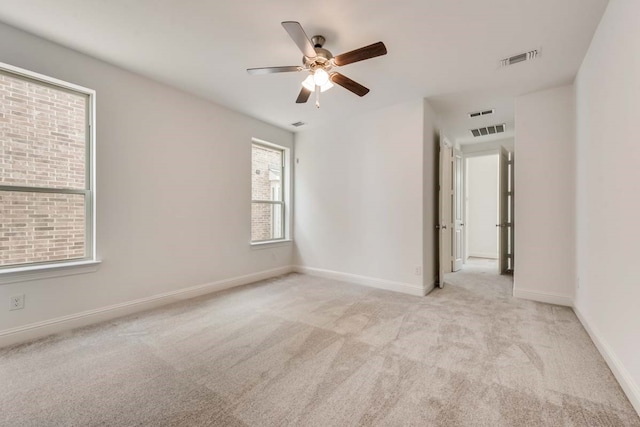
[1,267,638,426]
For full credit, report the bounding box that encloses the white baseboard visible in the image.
[467,252,498,259]
[294,266,427,297]
[573,307,640,416]
[0,265,294,348]
[513,288,574,307]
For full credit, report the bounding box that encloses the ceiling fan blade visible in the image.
[281,21,317,59]
[333,41,387,66]
[246,66,302,75]
[296,87,312,103]
[330,73,370,97]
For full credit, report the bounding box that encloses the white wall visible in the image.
[514,85,575,306]
[574,0,640,413]
[294,99,429,295]
[466,155,498,259]
[0,23,293,338]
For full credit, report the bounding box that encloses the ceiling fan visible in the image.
[247,21,387,108]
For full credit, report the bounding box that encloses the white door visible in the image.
[438,142,452,287]
[498,146,509,274]
[452,149,464,271]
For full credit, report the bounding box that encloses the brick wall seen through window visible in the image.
[251,143,284,242]
[0,69,91,268]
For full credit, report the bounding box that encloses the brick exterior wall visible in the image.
[251,144,283,241]
[0,72,88,267]
[0,192,85,266]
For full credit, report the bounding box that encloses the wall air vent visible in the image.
[468,109,494,118]
[291,121,306,127]
[470,123,506,137]
[500,49,539,67]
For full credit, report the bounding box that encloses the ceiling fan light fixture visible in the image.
[302,75,333,92]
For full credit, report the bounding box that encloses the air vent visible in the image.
[468,109,494,118]
[291,121,306,127]
[500,49,539,67]
[470,123,506,137]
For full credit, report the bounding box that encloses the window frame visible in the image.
[0,61,98,282]
[250,138,291,245]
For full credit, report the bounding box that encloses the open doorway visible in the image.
[437,138,514,286]
[439,143,514,293]
[464,154,499,270]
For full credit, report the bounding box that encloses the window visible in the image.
[0,63,95,272]
[251,140,288,243]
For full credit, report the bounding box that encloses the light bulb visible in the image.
[302,74,333,92]
[313,69,329,86]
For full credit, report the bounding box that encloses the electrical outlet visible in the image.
[415,266,422,276]
[10,294,25,311]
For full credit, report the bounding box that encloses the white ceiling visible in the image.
[0,0,608,135]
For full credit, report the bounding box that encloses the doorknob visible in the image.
[442,224,447,230]
[460,223,465,226]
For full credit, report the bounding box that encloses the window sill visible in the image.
[250,239,292,249]
[0,260,101,285]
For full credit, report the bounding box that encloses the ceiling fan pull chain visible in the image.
[315,85,321,108]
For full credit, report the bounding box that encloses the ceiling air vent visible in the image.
[500,49,539,67]
[470,123,506,137]
[468,109,494,118]
[291,121,306,127]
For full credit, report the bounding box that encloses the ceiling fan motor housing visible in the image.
[303,37,333,71]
